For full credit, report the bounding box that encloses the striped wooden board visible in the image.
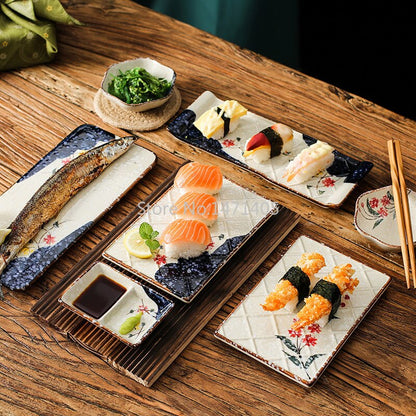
[31,167,299,387]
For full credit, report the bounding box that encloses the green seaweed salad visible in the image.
[107,67,172,104]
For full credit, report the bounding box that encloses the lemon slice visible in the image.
[0,229,11,245]
[123,228,152,259]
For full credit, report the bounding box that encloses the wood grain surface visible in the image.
[1,1,416,415]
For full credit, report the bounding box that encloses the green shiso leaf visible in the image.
[108,67,171,104]
[139,222,153,240]
[146,239,160,251]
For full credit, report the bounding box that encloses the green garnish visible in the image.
[139,222,160,251]
[119,312,143,335]
[107,67,172,104]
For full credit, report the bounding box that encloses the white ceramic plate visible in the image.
[59,262,174,346]
[168,91,373,208]
[215,235,391,387]
[103,173,277,302]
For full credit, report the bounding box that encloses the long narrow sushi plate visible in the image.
[31,166,300,387]
[215,235,391,387]
[0,124,156,291]
[168,91,373,208]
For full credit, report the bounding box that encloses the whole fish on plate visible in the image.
[0,137,136,290]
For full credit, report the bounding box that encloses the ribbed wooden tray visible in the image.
[31,167,299,387]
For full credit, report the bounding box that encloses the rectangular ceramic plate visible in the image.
[215,235,391,387]
[103,171,277,302]
[59,262,174,347]
[0,124,156,290]
[168,91,373,208]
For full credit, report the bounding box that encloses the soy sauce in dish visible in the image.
[73,274,126,319]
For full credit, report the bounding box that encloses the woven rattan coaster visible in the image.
[93,87,182,131]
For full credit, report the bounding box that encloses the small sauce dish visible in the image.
[59,262,174,346]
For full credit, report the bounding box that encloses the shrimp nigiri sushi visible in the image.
[173,192,218,226]
[291,263,359,331]
[282,141,334,185]
[261,253,326,312]
[174,162,223,194]
[193,100,247,140]
[243,123,294,164]
[160,219,212,259]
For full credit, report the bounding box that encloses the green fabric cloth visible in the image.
[0,0,81,71]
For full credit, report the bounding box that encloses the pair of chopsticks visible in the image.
[387,139,416,289]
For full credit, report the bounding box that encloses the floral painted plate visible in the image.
[59,262,174,346]
[0,124,156,290]
[354,185,416,250]
[215,235,391,387]
[103,172,277,302]
[168,91,373,208]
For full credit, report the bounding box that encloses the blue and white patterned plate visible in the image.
[168,91,373,208]
[0,124,156,291]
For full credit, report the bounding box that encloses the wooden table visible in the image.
[1,1,415,415]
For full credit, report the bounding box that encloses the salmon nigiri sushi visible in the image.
[173,192,218,226]
[174,162,223,194]
[282,141,334,185]
[160,219,212,259]
[291,263,359,331]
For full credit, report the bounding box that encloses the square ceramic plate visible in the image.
[103,172,277,302]
[59,262,174,346]
[168,91,373,208]
[215,235,391,387]
[0,124,156,290]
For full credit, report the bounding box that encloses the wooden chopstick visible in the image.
[387,139,416,288]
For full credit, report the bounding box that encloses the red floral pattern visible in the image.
[288,328,302,338]
[138,305,150,313]
[43,234,56,245]
[307,323,321,334]
[302,334,317,347]
[380,195,390,206]
[377,207,388,217]
[222,139,235,148]
[153,254,167,266]
[322,177,335,187]
[369,197,379,208]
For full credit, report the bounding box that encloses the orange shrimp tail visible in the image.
[324,263,359,294]
[291,294,332,331]
[261,280,298,311]
[296,252,326,277]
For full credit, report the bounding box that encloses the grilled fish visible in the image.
[0,136,136,278]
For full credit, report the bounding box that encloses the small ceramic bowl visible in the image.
[354,185,416,251]
[59,262,174,346]
[101,57,176,112]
